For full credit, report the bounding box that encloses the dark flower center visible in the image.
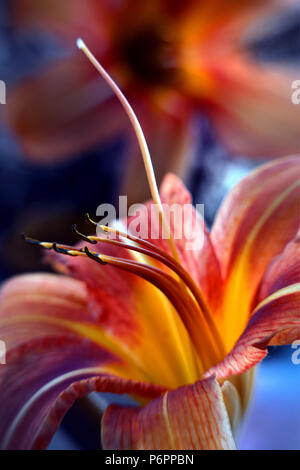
[119,25,176,86]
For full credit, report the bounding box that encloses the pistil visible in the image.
[76,38,180,264]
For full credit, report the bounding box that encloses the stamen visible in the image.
[52,243,77,256]
[77,38,179,262]
[86,248,219,370]
[84,218,226,358]
[73,224,97,244]
[84,246,107,265]
[23,231,220,368]
[82,222,208,308]
[85,213,97,226]
[21,233,54,251]
[22,234,79,257]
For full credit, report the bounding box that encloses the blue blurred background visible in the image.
[0,0,299,450]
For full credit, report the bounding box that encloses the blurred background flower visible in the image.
[3,0,300,203]
[0,0,299,450]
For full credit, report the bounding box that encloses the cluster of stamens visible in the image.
[22,212,225,374]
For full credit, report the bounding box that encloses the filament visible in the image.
[83,218,226,357]
[76,38,180,263]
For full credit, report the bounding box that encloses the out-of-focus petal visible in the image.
[203,60,300,158]
[12,0,111,46]
[205,283,300,379]
[11,0,298,165]
[177,0,300,157]
[211,157,300,350]
[102,375,236,450]
[4,56,127,162]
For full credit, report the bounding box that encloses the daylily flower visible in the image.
[5,0,300,198]
[0,154,299,449]
[0,43,299,450]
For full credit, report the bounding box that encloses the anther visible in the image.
[84,246,107,265]
[73,224,97,244]
[52,243,78,257]
[21,233,51,249]
[85,213,98,227]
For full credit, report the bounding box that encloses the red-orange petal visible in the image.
[0,272,153,385]
[0,339,164,450]
[211,156,300,350]
[258,236,300,301]
[143,173,224,313]
[33,375,165,450]
[0,273,166,449]
[205,283,300,380]
[102,375,236,450]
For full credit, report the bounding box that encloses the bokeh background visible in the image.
[0,0,299,450]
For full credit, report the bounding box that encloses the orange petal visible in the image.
[121,173,225,365]
[0,273,88,351]
[258,236,300,301]
[33,375,165,450]
[0,342,164,450]
[102,375,236,450]
[0,273,166,449]
[211,156,300,350]
[150,173,224,313]
[0,272,147,382]
[206,283,300,379]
